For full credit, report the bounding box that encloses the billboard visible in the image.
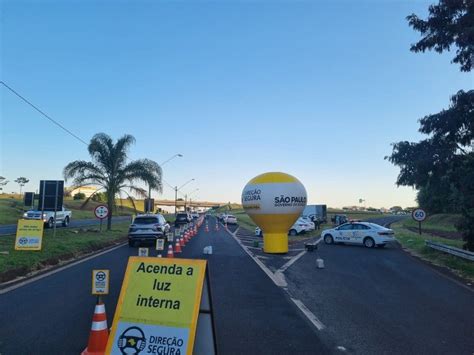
[38,180,64,211]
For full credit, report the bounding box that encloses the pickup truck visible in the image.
[23,207,72,228]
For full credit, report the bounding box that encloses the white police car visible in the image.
[321,222,395,248]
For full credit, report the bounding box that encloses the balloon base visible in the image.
[263,233,288,254]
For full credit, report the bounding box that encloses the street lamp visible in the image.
[175,178,195,215]
[146,154,183,213]
[185,188,199,212]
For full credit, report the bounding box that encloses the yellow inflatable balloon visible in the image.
[242,172,307,253]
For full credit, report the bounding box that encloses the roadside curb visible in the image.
[0,239,127,292]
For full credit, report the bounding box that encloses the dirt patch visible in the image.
[407,227,462,240]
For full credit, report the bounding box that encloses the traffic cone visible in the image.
[157,254,162,258]
[174,239,182,253]
[167,244,174,258]
[81,301,108,355]
[180,236,185,247]
[194,226,197,235]
[205,223,209,232]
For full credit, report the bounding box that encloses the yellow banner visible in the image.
[106,257,206,355]
[15,219,44,251]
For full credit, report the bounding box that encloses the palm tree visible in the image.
[64,133,162,230]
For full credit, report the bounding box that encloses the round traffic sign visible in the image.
[94,205,109,219]
[412,208,427,222]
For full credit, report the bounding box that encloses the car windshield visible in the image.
[133,217,158,224]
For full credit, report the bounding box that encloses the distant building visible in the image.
[67,186,98,198]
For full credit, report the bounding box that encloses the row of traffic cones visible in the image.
[82,216,207,353]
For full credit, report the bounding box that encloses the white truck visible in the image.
[302,204,327,223]
[23,207,72,228]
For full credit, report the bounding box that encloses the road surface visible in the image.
[233,215,474,354]
[0,216,330,354]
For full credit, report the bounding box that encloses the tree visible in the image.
[407,0,474,72]
[73,192,86,200]
[64,133,162,230]
[387,91,474,249]
[14,177,29,195]
[0,176,8,191]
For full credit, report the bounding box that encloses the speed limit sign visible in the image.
[412,208,427,222]
[94,205,109,219]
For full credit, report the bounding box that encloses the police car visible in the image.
[321,222,395,248]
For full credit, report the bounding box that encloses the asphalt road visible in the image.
[0,216,132,236]
[234,216,474,355]
[0,216,330,354]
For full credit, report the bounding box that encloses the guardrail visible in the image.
[425,240,474,262]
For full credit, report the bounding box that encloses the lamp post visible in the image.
[147,154,183,213]
[185,188,199,212]
[174,179,195,215]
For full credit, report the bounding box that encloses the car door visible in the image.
[351,224,365,244]
[335,224,353,242]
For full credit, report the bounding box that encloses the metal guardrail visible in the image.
[425,240,474,262]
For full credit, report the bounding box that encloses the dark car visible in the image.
[174,212,191,227]
[128,214,170,247]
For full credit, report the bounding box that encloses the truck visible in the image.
[302,204,327,223]
[23,207,72,228]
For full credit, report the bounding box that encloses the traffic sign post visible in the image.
[92,269,110,296]
[94,205,109,232]
[412,208,427,235]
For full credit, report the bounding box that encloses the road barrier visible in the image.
[81,301,109,355]
[425,240,474,261]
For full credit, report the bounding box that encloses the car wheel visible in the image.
[48,218,54,228]
[363,237,375,248]
[324,234,334,244]
[62,216,69,227]
[289,229,297,236]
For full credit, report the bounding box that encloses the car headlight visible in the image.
[23,213,27,217]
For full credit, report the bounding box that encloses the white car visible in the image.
[298,217,315,231]
[321,222,395,248]
[255,219,309,237]
[223,215,237,225]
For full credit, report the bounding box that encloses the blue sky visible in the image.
[1,0,471,208]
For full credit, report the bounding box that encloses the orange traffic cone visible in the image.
[81,301,109,355]
[174,239,182,253]
[167,244,174,258]
[180,236,185,247]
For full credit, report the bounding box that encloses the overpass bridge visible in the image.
[154,199,225,209]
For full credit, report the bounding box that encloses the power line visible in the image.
[0,81,88,145]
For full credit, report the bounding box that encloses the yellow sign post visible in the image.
[15,219,44,251]
[106,257,207,355]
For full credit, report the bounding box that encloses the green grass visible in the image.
[0,222,129,282]
[400,213,461,233]
[391,222,474,282]
[0,196,138,225]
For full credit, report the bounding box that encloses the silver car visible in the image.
[128,214,170,247]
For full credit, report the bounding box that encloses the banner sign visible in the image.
[106,257,206,355]
[15,219,44,251]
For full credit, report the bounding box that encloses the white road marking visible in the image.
[0,242,127,294]
[290,298,326,330]
[277,250,306,273]
[224,224,327,331]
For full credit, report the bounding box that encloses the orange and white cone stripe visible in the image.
[81,302,108,355]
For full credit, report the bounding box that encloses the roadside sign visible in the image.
[15,219,44,251]
[106,257,207,355]
[156,239,164,251]
[412,208,427,222]
[138,248,149,257]
[168,232,174,243]
[94,205,109,219]
[92,269,110,295]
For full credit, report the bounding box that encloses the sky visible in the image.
[0,0,472,209]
